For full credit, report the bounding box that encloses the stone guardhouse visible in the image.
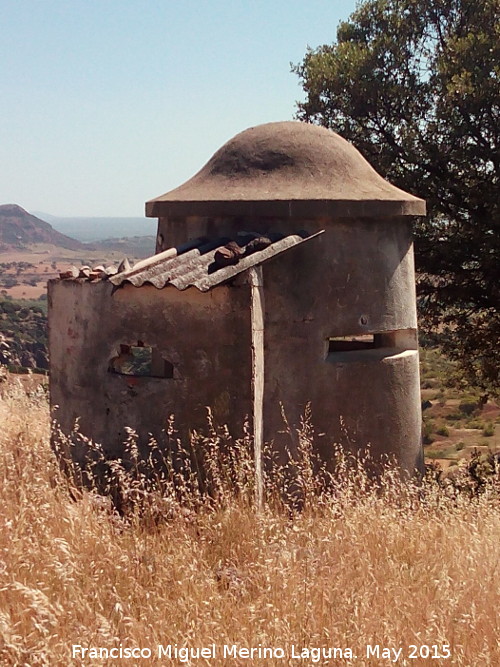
[49,121,426,476]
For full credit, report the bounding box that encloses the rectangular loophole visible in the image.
[326,329,418,359]
[328,335,377,353]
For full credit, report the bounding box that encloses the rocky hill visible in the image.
[0,205,84,251]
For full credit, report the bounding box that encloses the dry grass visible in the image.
[1,384,500,666]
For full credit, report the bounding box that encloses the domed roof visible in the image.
[146,121,425,219]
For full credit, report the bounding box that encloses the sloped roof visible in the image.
[146,121,426,219]
[110,231,323,292]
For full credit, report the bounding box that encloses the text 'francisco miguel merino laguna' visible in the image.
[72,643,451,662]
[72,644,356,662]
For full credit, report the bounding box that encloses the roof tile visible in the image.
[109,230,323,292]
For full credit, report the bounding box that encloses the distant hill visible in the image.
[0,205,84,251]
[0,205,155,258]
[95,236,155,256]
[33,211,155,242]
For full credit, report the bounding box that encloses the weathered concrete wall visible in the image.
[156,215,322,252]
[156,215,415,325]
[50,213,422,477]
[156,214,422,474]
[260,218,422,475]
[48,280,252,463]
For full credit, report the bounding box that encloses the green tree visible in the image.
[293,0,500,397]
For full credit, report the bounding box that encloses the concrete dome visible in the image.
[146,121,425,219]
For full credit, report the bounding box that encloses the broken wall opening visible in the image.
[109,342,174,378]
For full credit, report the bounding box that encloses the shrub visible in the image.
[436,425,450,437]
[422,418,435,444]
[459,400,478,416]
[426,449,445,459]
[438,396,447,407]
[482,422,495,437]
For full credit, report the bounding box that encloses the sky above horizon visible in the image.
[1,0,357,217]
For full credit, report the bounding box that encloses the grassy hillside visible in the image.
[0,384,499,665]
[420,348,500,465]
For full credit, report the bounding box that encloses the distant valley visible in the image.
[0,204,156,300]
[0,204,153,372]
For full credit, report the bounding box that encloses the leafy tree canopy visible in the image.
[293,0,500,397]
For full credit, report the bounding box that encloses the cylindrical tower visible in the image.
[146,121,426,475]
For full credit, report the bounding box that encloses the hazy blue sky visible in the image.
[1,0,357,217]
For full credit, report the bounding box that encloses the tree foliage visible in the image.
[293,0,500,396]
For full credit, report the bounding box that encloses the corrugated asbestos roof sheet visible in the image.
[109,231,323,292]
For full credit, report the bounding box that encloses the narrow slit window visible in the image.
[327,330,417,357]
[328,335,377,353]
[109,343,174,378]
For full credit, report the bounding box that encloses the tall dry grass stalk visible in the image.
[0,381,499,666]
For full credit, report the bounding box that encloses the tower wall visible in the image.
[260,218,421,473]
[48,280,252,464]
[154,214,423,474]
